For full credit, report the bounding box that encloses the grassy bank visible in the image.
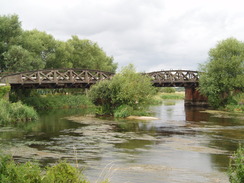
[0,99,38,126]
[0,154,109,183]
[22,94,95,109]
[160,92,185,100]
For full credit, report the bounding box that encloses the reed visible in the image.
[0,99,38,125]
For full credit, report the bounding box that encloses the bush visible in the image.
[89,64,156,117]
[0,155,42,183]
[228,145,244,183]
[43,161,88,183]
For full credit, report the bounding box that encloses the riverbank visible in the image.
[22,94,95,109]
[152,92,185,102]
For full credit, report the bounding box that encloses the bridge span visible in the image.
[0,69,207,106]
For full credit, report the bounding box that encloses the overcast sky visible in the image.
[1,0,244,72]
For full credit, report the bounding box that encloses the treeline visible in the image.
[0,14,117,73]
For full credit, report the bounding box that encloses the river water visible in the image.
[0,100,244,183]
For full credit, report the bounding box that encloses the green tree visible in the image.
[68,36,117,72]
[45,40,73,69]
[3,45,38,72]
[199,38,244,108]
[88,64,156,116]
[0,14,22,71]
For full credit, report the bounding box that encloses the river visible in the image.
[0,100,243,183]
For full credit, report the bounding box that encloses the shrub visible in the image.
[228,145,244,183]
[89,64,156,116]
[0,155,42,183]
[43,161,88,183]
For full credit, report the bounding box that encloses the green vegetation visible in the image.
[160,92,185,100]
[199,38,244,109]
[0,99,38,126]
[0,154,108,183]
[0,85,10,98]
[22,94,94,109]
[88,65,156,117]
[226,93,244,112]
[0,14,117,73]
[228,145,244,183]
[160,87,176,93]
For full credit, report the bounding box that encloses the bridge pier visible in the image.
[184,87,208,106]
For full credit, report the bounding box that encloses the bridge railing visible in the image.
[146,70,199,87]
[1,69,115,86]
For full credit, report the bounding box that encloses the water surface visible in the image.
[1,100,243,183]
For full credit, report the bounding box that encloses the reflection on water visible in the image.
[0,100,244,183]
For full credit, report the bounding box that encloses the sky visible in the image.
[1,0,244,72]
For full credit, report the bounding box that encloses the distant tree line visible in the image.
[0,14,117,73]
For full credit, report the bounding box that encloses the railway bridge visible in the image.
[0,69,207,106]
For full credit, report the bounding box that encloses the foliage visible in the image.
[43,161,88,183]
[0,14,22,71]
[89,64,156,117]
[67,36,117,72]
[114,105,133,118]
[0,154,110,183]
[160,92,185,100]
[0,14,117,73]
[0,85,10,98]
[0,99,38,125]
[0,155,42,183]
[160,87,176,93]
[225,93,244,112]
[22,94,94,109]
[228,145,244,183]
[199,38,244,108]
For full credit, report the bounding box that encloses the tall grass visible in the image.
[23,94,95,109]
[0,99,38,125]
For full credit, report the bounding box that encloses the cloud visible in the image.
[1,0,244,72]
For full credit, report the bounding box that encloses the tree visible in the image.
[45,40,73,69]
[0,14,22,71]
[68,36,117,72]
[88,64,156,116]
[0,14,117,73]
[199,38,244,108]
